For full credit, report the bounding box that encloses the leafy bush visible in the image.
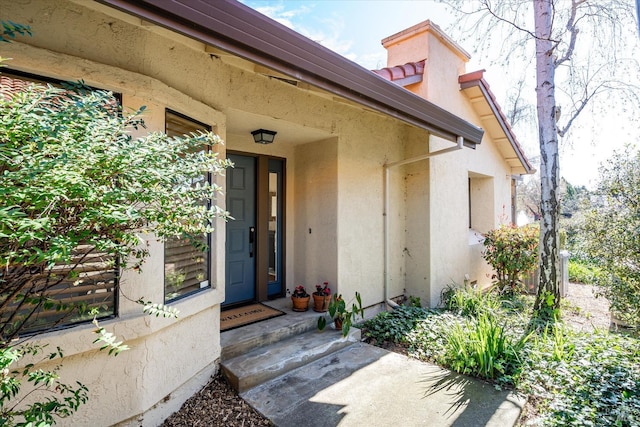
[407,295,421,307]
[0,80,230,343]
[0,67,228,424]
[0,21,31,43]
[483,224,539,295]
[0,345,88,426]
[581,146,640,325]
[568,259,606,284]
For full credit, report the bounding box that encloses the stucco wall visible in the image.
[402,133,433,306]
[382,20,519,304]
[294,138,339,290]
[335,117,409,307]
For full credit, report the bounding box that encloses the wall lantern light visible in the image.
[251,129,277,144]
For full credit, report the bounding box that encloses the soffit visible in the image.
[459,72,534,175]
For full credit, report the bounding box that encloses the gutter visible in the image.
[383,136,464,310]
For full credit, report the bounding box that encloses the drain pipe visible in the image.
[383,135,464,310]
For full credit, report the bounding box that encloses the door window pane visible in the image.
[268,172,278,283]
[267,159,284,298]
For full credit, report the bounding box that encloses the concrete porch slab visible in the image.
[242,342,525,427]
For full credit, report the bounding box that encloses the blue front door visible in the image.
[224,154,256,305]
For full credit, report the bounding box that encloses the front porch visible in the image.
[220,298,361,392]
[217,298,525,427]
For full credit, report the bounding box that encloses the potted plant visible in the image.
[317,292,364,337]
[291,285,310,312]
[312,281,331,312]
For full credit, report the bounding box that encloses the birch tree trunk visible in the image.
[533,0,561,314]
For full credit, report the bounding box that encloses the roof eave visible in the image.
[459,72,534,174]
[97,0,484,145]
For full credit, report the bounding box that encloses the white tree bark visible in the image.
[533,0,561,312]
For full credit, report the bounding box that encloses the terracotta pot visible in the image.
[334,317,343,331]
[313,294,331,312]
[291,295,310,312]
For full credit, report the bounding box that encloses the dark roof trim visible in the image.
[97,0,484,145]
[459,71,534,173]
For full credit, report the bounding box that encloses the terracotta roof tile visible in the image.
[372,60,426,86]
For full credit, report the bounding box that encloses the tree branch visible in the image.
[480,0,540,41]
[554,0,585,67]
[557,85,598,137]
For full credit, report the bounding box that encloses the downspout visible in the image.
[383,135,465,310]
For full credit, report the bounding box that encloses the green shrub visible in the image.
[0,80,229,343]
[581,146,640,324]
[442,312,531,381]
[407,295,421,308]
[441,284,502,317]
[0,61,228,424]
[568,259,606,284]
[483,224,539,295]
[0,345,88,426]
[602,276,640,326]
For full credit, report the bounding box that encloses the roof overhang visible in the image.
[96,0,484,145]
[459,70,534,174]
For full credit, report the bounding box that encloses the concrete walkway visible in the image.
[241,341,525,427]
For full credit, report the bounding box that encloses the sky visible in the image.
[242,0,640,189]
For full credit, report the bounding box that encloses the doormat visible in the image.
[221,303,285,332]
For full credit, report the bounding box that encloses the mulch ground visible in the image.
[161,373,271,427]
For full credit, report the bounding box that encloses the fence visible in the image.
[523,250,569,297]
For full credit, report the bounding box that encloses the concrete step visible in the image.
[221,314,319,361]
[221,326,360,393]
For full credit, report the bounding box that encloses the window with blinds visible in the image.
[0,247,118,338]
[0,71,118,338]
[164,110,211,302]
